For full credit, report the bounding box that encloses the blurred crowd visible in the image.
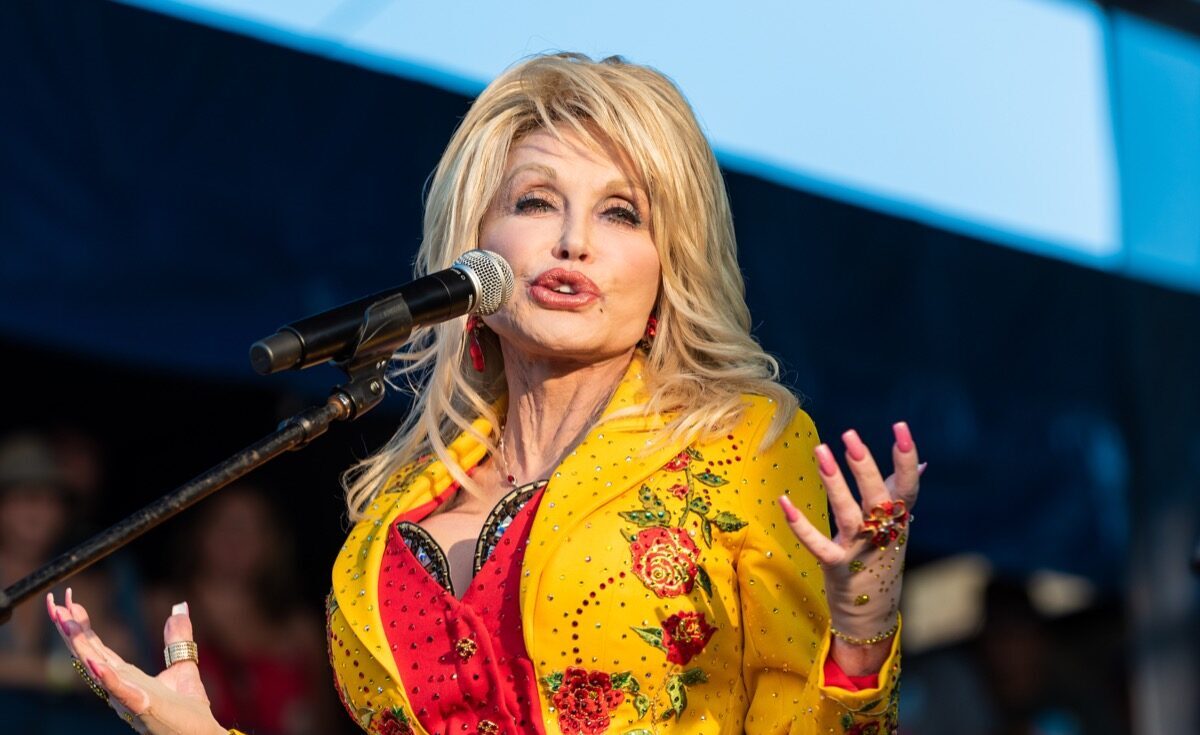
[0,428,1130,735]
[0,429,341,735]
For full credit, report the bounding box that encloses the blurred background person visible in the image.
[145,484,338,735]
[0,432,133,734]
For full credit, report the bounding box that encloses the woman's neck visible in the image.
[497,347,633,486]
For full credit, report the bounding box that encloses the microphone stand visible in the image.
[0,353,392,626]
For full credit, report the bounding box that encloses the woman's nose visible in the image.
[555,208,590,262]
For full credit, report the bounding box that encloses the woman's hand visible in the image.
[779,421,923,676]
[47,589,226,735]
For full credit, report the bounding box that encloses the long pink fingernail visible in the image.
[893,422,914,453]
[918,462,928,475]
[814,444,838,476]
[842,430,866,461]
[779,495,801,522]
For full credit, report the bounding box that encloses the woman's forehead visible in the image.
[503,129,647,195]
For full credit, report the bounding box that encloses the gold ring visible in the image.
[163,640,199,667]
[71,658,109,703]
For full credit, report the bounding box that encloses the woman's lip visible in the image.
[529,285,599,309]
[532,268,602,296]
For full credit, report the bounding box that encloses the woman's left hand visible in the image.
[779,421,923,673]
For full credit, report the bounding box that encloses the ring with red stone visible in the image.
[859,500,909,549]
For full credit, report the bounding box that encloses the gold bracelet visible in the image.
[830,619,899,646]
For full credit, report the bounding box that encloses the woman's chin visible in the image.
[501,335,636,367]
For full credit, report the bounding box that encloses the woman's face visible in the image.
[479,129,660,365]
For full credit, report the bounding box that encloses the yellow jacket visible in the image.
[323,358,900,735]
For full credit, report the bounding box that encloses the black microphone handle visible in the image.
[250,268,477,374]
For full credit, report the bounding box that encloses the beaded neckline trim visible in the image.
[395,480,546,597]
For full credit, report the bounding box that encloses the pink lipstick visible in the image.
[529,268,601,309]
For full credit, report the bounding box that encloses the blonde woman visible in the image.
[47,53,922,735]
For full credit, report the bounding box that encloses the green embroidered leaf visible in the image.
[619,509,670,527]
[860,699,882,712]
[639,487,669,515]
[695,565,713,598]
[631,626,666,650]
[542,672,564,692]
[678,667,708,685]
[711,510,748,532]
[687,497,711,515]
[693,471,728,487]
[633,694,651,719]
[666,674,688,720]
[659,708,677,722]
[610,671,634,691]
[355,707,375,729]
[841,713,854,730]
[685,447,704,461]
[701,518,713,548]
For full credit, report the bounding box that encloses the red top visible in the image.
[377,485,547,735]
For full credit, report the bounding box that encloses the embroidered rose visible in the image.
[374,707,414,735]
[661,611,717,665]
[663,451,692,472]
[844,722,882,735]
[552,667,626,735]
[667,482,689,499]
[629,527,700,598]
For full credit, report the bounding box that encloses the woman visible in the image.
[47,53,922,735]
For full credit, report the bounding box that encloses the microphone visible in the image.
[250,249,514,375]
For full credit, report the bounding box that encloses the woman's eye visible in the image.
[515,195,554,213]
[605,204,642,227]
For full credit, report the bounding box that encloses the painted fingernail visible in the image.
[814,444,838,476]
[917,462,928,475]
[171,602,189,617]
[66,587,73,607]
[779,495,801,522]
[893,422,914,453]
[842,430,867,461]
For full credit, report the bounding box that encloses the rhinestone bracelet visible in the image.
[830,618,899,646]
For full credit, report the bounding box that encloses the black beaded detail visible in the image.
[396,480,546,596]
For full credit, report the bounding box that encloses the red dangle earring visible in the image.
[638,315,658,352]
[466,316,487,372]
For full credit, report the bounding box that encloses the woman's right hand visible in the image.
[47,589,227,735]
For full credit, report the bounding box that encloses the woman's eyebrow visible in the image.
[504,163,557,184]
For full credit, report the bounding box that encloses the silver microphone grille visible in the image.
[452,249,515,315]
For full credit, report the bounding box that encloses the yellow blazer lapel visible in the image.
[331,416,493,688]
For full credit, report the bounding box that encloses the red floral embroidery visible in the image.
[844,723,881,735]
[629,527,700,598]
[661,611,717,665]
[667,482,689,499]
[552,667,626,735]
[662,450,691,472]
[375,707,414,735]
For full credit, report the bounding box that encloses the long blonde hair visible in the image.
[342,53,797,519]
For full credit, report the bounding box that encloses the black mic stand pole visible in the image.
[0,351,393,626]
